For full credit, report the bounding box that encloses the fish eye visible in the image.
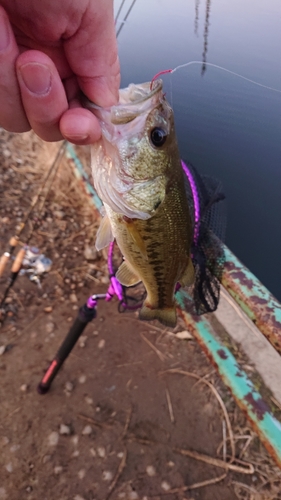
[150,127,167,147]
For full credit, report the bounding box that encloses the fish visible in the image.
[86,80,194,327]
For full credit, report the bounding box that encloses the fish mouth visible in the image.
[82,80,163,125]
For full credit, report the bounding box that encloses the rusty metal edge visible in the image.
[176,292,281,469]
[222,245,281,354]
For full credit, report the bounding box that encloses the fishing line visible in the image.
[151,61,281,94]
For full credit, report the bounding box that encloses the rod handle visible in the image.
[9,236,19,248]
[11,248,26,273]
[0,253,10,277]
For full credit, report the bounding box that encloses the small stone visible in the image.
[48,431,59,446]
[70,293,78,303]
[59,424,71,435]
[71,450,80,458]
[97,446,106,458]
[167,461,175,467]
[95,406,101,413]
[20,384,28,392]
[85,396,93,405]
[128,492,139,500]
[5,463,13,473]
[78,374,86,384]
[0,346,6,356]
[72,435,79,446]
[54,465,63,474]
[84,245,98,261]
[65,381,74,392]
[79,336,87,348]
[117,452,124,459]
[74,496,85,500]
[102,471,113,481]
[44,306,53,313]
[1,437,9,446]
[72,305,78,310]
[174,330,193,340]
[90,448,96,457]
[67,317,73,322]
[161,481,171,491]
[46,322,55,334]
[10,444,20,453]
[92,330,99,336]
[98,339,105,349]
[82,425,92,436]
[54,210,64,220]
[146,465,156,477]
[42,455,51,464]
[78,469,86,479]
[4,297,12,304]
[0,487,7,499]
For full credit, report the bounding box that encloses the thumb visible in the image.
[64,0,120,107]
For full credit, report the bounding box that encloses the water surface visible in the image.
[114,0,281,299]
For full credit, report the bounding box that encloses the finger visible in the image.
[64,0,120,107]
[60,107,101,145]
[0,6,30,132]
[16,50,69,141]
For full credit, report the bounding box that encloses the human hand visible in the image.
[0,0,120,144]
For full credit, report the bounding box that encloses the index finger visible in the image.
[63,0,120,107]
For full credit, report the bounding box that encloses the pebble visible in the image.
[72,305,78,311]
[161,481,171,492]
[90,448,96,457]
[73,495,85,500]
[42,455,51,464]
[174,330,193,340]
[20,384,28,392]
[10,444,20,453]
[0,346,6,356]
[98,339,105,349]
[44,306,53,313]
[84,396,93,405]
[5,463,13,473]
[97,446,106,458]
[72,436,79,446]
[2,437,9,446]
[128,492,139,500]
[46,322,55,334]
[78,469,86,480]
[54,466,63,475]
[146,465,156,477]
[82,425,92,436]
[117,452,124,459]
[60,424,71,435]
[48,431,59,446]
[84,245,98,261]
[167,461,175,467]
[65,381,74,392]
[70,293,78,303]
[78,375,87,384]
[102,471,113,482]
[0,488,7,499]
[92,330,99,336]
[79,336,87,348]
[71,450,80,458]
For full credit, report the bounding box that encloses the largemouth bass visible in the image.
[86,80,194,327]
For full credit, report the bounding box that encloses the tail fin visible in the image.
[139,304,177,328]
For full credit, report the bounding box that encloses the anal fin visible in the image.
[179,259,195,287]
[116,261,141,287]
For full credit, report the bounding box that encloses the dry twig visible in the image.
[77,413,113,429]
[140,332,166,362]
[174,446,254,474]
[105,448,127,500]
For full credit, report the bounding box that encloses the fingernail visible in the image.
[65,134,89,142]
[0,14,10,51]
[19,63,52,95]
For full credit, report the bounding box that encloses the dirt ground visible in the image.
[0,131,281,500]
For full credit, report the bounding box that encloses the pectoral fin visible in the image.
[179,259,195,287]
[95,214,114,251]
[116,261,141,286]
[123,217,147,259]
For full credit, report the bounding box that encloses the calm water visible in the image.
[114,0,281,300]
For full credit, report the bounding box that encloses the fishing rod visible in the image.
[0,142,66,319]
[37,240,145,394]
[37,161,225,394]
[116,0,137,38]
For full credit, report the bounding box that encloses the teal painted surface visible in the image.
[223,246,281,324]
[176,290,281,465]
[66,143,103,211]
